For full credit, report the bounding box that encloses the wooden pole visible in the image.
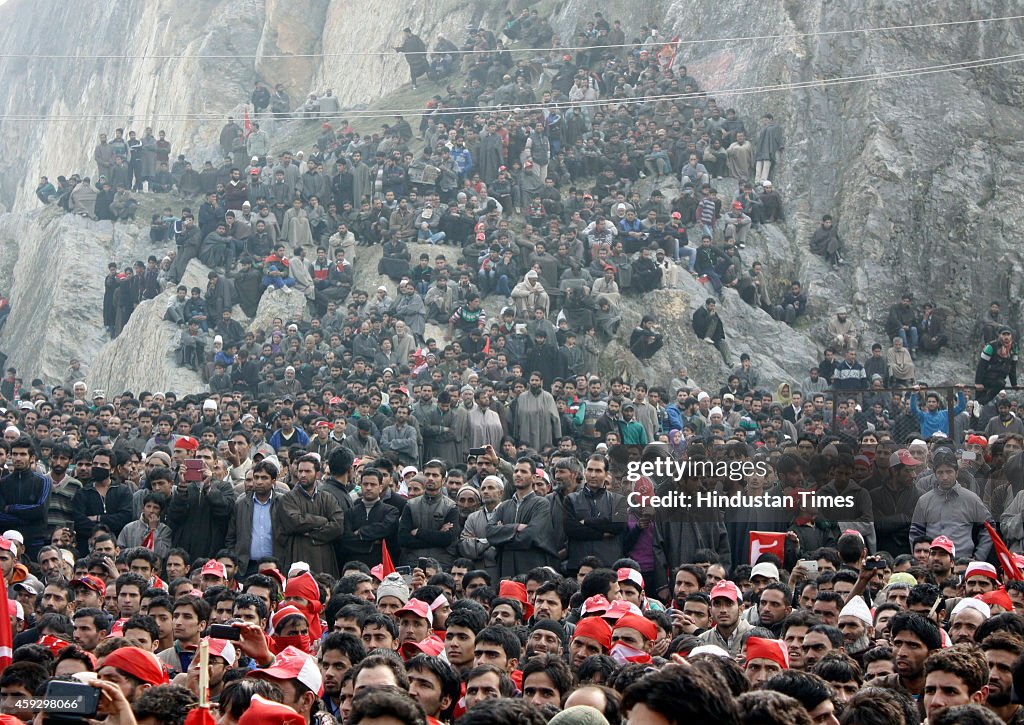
[197,638,210,708]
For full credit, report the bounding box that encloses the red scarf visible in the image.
[284,573,324,640]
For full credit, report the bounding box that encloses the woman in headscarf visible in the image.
[775,381,793,409]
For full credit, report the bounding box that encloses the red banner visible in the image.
[750,531,786,564]
[0,574,12,671]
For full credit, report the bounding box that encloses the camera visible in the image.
[209,623,242,640]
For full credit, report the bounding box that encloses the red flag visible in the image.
[985,522,1022,580]
[749,531,786,565]
[183,707,216,725]
[0,574,12,671]
[142,529,155,551]
[482,336,491,355]
[381,539,396,577]
[243,108,253,137]
[658,35,681,71]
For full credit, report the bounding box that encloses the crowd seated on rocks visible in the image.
[10,13,1024,725]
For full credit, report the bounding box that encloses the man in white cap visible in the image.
[949,598,991,645]
[828,308,858,352]
[837,595,874,658]
[743,562,780,625]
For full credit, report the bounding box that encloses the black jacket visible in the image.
[339,499,400,567]
[72,482,133,554]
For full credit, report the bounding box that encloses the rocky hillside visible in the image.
[1,0,1021,391]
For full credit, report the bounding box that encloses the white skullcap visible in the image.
[838,595,872,626]
[951,597,991,620]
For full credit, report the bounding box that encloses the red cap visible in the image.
[38,634,70,657]
[964,562,999,581]
[250,168,261,175]
[238,695,305,725]
[930,535,956,556]
[581,594,611,616]
[966,435,989,448]
[248,646,324,696]
[313,420,333,429]
[0,537,15,553]
[174,435,199,451]
[396,598,434,625]
[206,637,238,666]
[72,575,106,596]
[710,580,741,602]
[271,605,306,632]
[370,564,385,581]
[732,201,743,209]
[400,635,445,660]
[613,613,657,642]
[890,448,921,467]
[617,568,645,589]
[102,646,170,686]
[262,567,287,588]
[746,637,789,669]
[201,560,227,579]
[573,617,612,651]
[671,211,681,218]
[498,580,535,621]
[602,599,642,622]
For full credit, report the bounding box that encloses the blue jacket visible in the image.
[910,391,966,438]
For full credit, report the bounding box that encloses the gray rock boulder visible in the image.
[85,290,206,397]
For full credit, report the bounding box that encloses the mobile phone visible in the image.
[183,458,204,482]
[209,623,241,641]
[797,559,819,575]
[468,447,487,457]
[864,556,885,570]
[418,557,431,571]
[43,680,100,717]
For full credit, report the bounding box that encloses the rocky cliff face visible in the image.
[0,0,1020,392]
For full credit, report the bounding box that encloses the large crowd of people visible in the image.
[4,11,1024,725]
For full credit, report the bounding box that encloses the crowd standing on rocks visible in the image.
[5,11,1024,725]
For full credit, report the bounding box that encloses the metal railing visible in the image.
[819,384,1024,439]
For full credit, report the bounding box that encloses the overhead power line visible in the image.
[0,52,1021,124]
[0,13,1020,60]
